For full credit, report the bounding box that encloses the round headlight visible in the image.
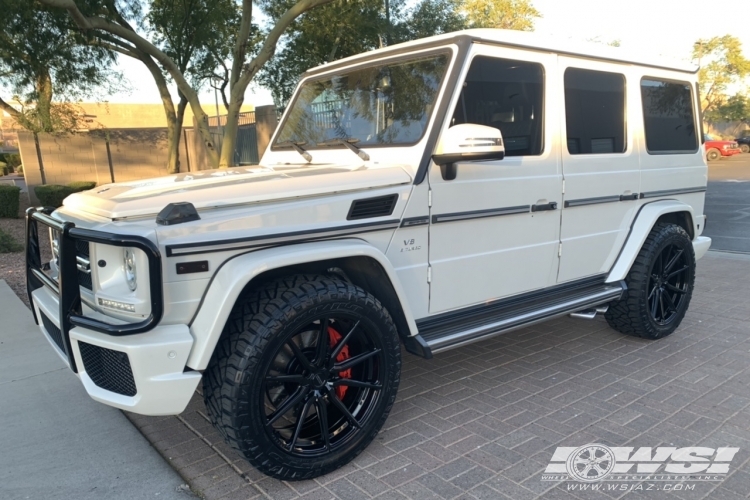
[123,248,137,291]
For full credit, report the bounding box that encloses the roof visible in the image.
[306,29,698,76]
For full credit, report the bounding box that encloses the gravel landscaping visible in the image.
[0,198,51,308]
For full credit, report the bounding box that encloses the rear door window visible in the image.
[641,78,698,153]
[564,68,626,155]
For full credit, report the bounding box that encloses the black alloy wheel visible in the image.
[203,275,401,480]
[646,243,690,326]
[262,315,385,457]
[605,222,696,339]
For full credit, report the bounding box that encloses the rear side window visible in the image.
[564,68,626,155]
[641,78,698,153]
[451,56,544,156]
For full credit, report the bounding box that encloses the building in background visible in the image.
[1,102,277,204]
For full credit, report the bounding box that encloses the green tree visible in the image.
[147,0,241,172]
[257,0,468,109]
[706,93,750,126]
[40,0,337,169]
[693,35,750,115]
[257,0,396,107]
[462,0,540,30]
[0,0,116,133]
[393,0,466,44]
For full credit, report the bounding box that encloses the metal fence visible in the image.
[207,111,259,165]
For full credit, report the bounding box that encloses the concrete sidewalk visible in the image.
[0,280,193,500]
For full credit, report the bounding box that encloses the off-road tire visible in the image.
[202,274,401,480]
[604,223,695,339]
[706,148,721,161]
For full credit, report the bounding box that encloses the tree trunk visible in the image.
[218,93,244,168]
[170,95,189,174]
[36,69,54,132]
[165,117,180,174]
[137,53,180,174]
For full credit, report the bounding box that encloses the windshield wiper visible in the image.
[276,141,312,163]
[318,138,370,161]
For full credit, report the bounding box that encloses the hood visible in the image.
[62,163,413,220]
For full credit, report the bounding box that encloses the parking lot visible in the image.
[119,156,750,500]
[705,154,750,253]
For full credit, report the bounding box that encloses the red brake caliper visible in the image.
[328,326,351,399]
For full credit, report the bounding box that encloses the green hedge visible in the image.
[0,228,23,253]
[67,181,97,191]
[35,185,76,208]
[35,181,96,208]
[0,185,21,218]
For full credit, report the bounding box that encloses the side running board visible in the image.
[413,277,626,356]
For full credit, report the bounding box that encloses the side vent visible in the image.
[347,194,398,220]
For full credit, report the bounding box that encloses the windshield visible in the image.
[704,134,716,141]
[274,53,451,149]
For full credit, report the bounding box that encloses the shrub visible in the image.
[35,184,76,208]
[35,181,96,208]
[17,165,23,174]
[0,185,21,218]
[67,181,97,191]
[0,228,23,253]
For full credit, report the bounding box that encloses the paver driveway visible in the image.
[128,251,750,500]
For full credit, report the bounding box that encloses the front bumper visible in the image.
[25,208,199,416]
[33,286,200,415]
[693,236,711,260]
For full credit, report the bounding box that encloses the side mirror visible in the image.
[432,124,505,180]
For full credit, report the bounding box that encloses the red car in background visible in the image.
[705,134,740,161]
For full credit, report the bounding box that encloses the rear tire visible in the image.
[604,223,695,340]
[740,144,750,154]
[203,274,401,480]
[706,148,721,161]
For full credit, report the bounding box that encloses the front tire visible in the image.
[605,223,695,340]
[203,275,401,480]
[740,144,750,154]
[706,148,721,161]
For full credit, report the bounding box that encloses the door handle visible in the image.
[531,201,558,212]
[620,193,639,201]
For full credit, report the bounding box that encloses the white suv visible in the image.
[26,29,711,480]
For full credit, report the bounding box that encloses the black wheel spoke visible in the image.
[265,374,308,385]
[334,379,382,390]
[664,248,683,273]
[287,340,315,371]
[329,320,360,366]
[267,387,309,427]
[650,289,659,318]
[326,390,360,429]
[333,348,381,372]
[315,397,330,452]
[662,289,678,312]
[314,317,329,366]
[658,289,666,320]
[648,284,659,300]
[288,397,314,451]
[666,265,689,280]
[665,283,686,294]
